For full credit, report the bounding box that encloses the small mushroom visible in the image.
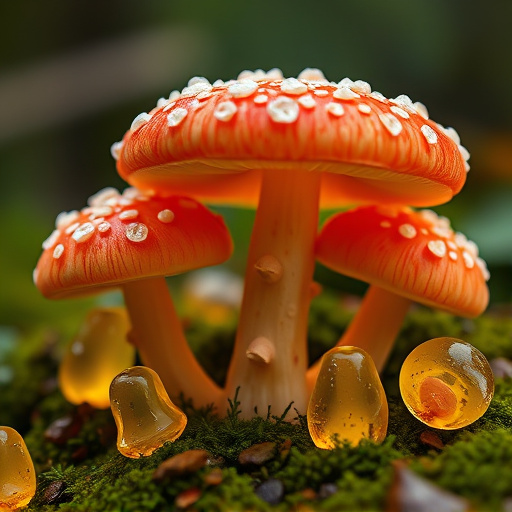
[34,187,232,408]
[307,205,489,388]
[113,69,469,416]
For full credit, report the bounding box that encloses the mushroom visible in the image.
[112,69,470,416]
[34,187,232,408]
[306,205,490,389]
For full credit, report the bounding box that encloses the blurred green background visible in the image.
[1,0,511,332]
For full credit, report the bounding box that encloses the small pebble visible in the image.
[41,481,69,505]
[255,478,285,505]
[318,482,338,499]
[238,442,276,466]
[153,449,210,482]
[419,431,445,450]
[175,487,201,509]
[44,415,83,445]
[490,357,512,379]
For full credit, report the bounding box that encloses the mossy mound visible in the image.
[2,291,512,511]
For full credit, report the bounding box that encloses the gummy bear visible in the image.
[110,366,187,458]
[0,427,36,510]
[59,307,135,409]
[399,337,494,429]
[307,346,388,449]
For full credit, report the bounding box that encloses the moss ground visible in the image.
[2,290,512,511]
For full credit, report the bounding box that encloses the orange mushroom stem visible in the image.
[306,205,490,391]
[34,187,232,408]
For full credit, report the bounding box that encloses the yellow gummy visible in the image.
[110,366,187,458]
[307,346,388,449]
[59,307,135,409]
[399,337,494,429]
[0,427,36,510]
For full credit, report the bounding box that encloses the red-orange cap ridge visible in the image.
[113,69,469,208]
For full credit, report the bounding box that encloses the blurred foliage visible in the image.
[1,0,511,332]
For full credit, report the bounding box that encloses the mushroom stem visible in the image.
[224,169,321,418]
[122,277,223,409]
[306,286,410,392]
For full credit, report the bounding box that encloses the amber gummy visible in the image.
[399,337,494,429]
[0,427,36,510]
[59,307,134,409]
[110,366,187,458]
[307,346,388,449]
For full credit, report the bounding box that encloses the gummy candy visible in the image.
[307,346,388,448]
[59,307,134,409]
[110,366,187,458]
[0,426,36,510]
[399,337,494,429]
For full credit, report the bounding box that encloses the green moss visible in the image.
[5,291,512,511]
[413,429,512,510]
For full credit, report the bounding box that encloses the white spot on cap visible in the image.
[427,240,446,258]
[449,251,458,261]
[414,101,429,119]
[281,77,308,95]
[458,145,470,161]
[72,223,95,243]
[53,244,64,259]
[267,97,299,123]
[130,112,152,131]
[162,101,176,112]
[228,80,258,98]
[447,240,457,251]
[298,94,316,109]
[214,101,237,122]
[238,69,265,81]
[42,230,60,250]
[351,80,371,94]
[158,209,175,223]
[297,68,327,81]
[442,126,461,145]
[333,86,360,100]
[358,104,371,114]
[369,91,387,103]
[454,232,468,248]
[379,113,402,136]
[181,80,212,96]
[421,125,438,144]
[169,90,181,101]
[65,222,80,235]
[56,210,79,230]
[326,102,345,117]
[188,76,211,87]
[398,224,417,239]
[462,251,475,269]
[87,206,113,220]
[390,106,410,119]
[98,221,111,233]
[265,68,284,80]
[391,94,415,110]
[476,257,490,281]
[253,94,268,104]
[110,141,123,160]
[314,89,329,97]
[167,108,188,127]
[119,209,139,221]
[125,223,148,242]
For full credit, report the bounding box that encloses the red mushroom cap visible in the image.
[34,187,233,299]
[316,205,489,317]
[114,69,469,208]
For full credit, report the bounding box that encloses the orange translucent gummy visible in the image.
[307,346,388,449]
[109,366,187,458]
[0,427,36,510]
[59,307,135,409]
[399,337,494,429]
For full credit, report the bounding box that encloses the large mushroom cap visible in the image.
[34,187,233,299]
[316,205,489,317]
[114,69,469,208]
